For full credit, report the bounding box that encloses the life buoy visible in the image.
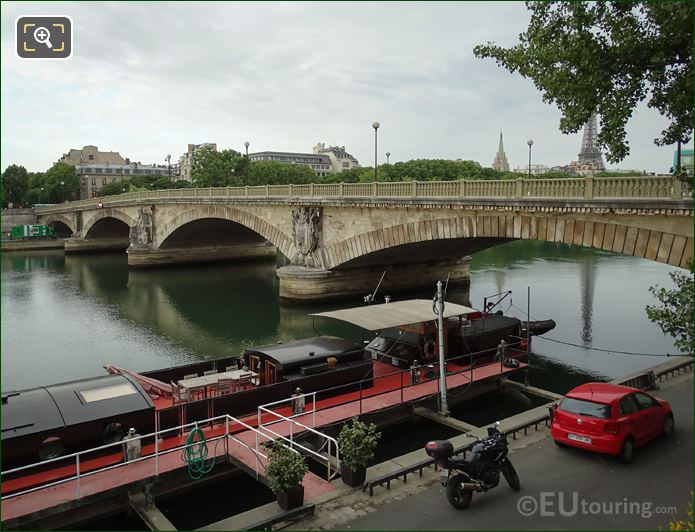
[421,337,437,361]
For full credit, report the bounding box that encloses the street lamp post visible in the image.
[60,181,65,203]
[166,154,172,183]
[372,121,380,181]
[386,151,391,165]
[244,141,250,182]
[527,139,534,179]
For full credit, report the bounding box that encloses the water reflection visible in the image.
[1,241,681,391]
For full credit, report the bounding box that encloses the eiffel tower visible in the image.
[577,112,605,170]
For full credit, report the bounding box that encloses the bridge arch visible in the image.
[156,205,294,259]
[41,214,75,235]
[83,210,136,238]
[323,214,692,270]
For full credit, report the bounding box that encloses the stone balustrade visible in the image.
[34,175,687,214]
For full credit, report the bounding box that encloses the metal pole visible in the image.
[374,129,378,181]
[359,380,363,415]
[400,370,403,403]
[677,140,682,175]
[76,455,81,500]
[372,121,380,182]
[436,280,449,415]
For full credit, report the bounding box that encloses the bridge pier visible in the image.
[64,237,130,253]
[277,257,471,303]
[127,242,277,268]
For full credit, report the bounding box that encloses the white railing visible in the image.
[257,392,340,480]
[0,411,308,503]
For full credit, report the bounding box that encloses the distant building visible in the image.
[248,151,333,177]
[313,143,360,173]
[491,132,510,172]
[77,162,170,199]
[673,148,694,176]
[178,143,217,182]
[513,164,550,175]
[59,145,126,166]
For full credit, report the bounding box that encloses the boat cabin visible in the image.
[242,336,366,386]
[1,374,153,470]
[312,299,524,369]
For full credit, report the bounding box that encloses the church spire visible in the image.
[492,131,510,172]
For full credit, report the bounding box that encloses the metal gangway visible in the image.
[257,391,340,480]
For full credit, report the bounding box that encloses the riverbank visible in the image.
[1,239,65,252]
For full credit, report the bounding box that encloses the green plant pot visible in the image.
[340,463,366,487]
[276,485,304,511]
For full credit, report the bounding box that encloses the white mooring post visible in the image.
[436,281,449,416]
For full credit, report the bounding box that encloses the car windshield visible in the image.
[559,397,612,419]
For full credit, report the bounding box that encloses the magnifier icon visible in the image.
[33,26,53,49]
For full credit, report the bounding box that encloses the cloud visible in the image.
[1,1,678,173]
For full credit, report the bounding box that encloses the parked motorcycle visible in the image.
[425,422,520,509]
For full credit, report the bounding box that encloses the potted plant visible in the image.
[264,441,308,511]
[337,417,381,487]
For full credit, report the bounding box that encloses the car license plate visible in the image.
[567,433,592,444]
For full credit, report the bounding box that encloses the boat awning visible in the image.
[310,299,477,331]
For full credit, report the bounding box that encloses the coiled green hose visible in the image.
[181,424,215,480]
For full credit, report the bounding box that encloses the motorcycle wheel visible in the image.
[501,460,521,491]
[446,474,473,510]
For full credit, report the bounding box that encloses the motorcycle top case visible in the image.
[425,440,454,461]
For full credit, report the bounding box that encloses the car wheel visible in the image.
[620,437,634,464]
[553,439,567,448]
[662,415,674,438]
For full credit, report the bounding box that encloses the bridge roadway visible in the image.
[333,373,694,531]
[34,177,693,301]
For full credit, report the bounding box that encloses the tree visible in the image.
[2,164,29,207]
[191,146,243,187]
[43,163,79,203]
[247,161,315,185]
[646,268,694,355]
[474,2,693,162]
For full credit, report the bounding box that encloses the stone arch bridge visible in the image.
[36,177,693,301]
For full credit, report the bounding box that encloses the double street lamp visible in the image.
[372,121,380,182]
[527,139,534,179]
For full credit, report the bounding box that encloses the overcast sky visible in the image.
[1,1,684,173]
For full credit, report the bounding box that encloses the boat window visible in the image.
[79,382,138,403]
[558,397,612,419]
[103,422,125,444]
[38,436,63,461]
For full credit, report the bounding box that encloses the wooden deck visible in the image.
[1,360,524,523]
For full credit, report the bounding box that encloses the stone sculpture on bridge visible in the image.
[291,206,322,268]
[72,211,83,239]
[129,207,153,249]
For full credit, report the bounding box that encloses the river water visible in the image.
[1,241,681,394]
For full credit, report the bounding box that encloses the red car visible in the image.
[550,382,674,463]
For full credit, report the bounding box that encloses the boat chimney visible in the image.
[384,295,391,303]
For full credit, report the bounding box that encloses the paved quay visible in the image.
[324,371,693,531]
